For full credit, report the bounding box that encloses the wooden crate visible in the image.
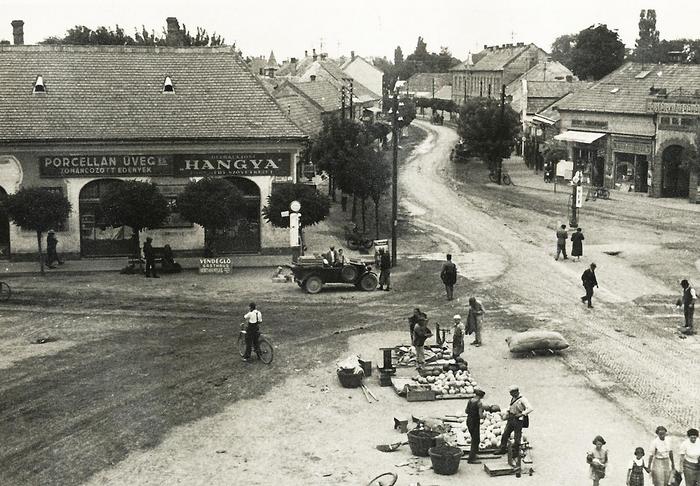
[405,385,437,402]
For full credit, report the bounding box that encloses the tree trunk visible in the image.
[36,231,44,275]
[374,197,380,239]
[351,194,357,221]
[330,177,337,202]
[361,197,367,233]
[689,169,699,204]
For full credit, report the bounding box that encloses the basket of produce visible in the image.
[407,429,440,457]
[336,355,365,388]
[428,445,463,475]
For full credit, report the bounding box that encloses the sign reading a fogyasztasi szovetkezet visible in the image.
[40,155,173,177]
[199,258,233,274]
[173,154,291,177]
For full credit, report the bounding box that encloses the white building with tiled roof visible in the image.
[0,44,307,259]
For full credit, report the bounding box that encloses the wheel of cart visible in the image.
[0,281,10,301]
[356,272,379,291]
[237,328,274,364]
[304,275,324,294]
[366,472,397,486]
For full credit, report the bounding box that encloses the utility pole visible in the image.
[497,84,506,185]
[349,80,354,120]
[341,85,346,119]
[391,90,399,267]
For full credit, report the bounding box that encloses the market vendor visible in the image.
[452,314,465,358]
[412,318,433,368]
[466,388,486,464]
[497,385,534,456]
[408,308,427,344]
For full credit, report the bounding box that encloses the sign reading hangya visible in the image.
[39,153,292,178]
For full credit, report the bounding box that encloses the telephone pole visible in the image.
[391,90,399,267]
[497,84,506,185]
[341,86,346,119]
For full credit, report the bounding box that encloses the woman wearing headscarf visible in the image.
[648,426,675,486]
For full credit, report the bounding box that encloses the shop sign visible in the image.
[571,119,608,130]
[199,257,233,274]
[648,100,700,115]
[40,155,172,177]
[612,139,652,155]
[173,154,291,177]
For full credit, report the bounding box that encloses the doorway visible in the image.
[207,177,261,254]
[0,186,9,259]
[79,179,134,257]
[661,145,689,197]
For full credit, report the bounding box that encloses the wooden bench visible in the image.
[127,247,166,268]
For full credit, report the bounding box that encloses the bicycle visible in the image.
[489,171,513,186]
[585,186,610,201]
[0,281,10,301]
[237,324,274,364]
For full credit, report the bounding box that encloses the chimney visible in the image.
[310,74,316,82]
[351,50,355,61]
[320,52,327,60]
[290,57,298,64]
[516,42,524,47]
[11,20,24,45]
[165,17,181,46]
[304,50,308,57]
[312,48,317,61]
[483,44,488,50]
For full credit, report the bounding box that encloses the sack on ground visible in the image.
[506,330,569,353]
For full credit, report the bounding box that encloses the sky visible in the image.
[2,0,700,61]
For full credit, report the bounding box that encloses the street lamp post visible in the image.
[391,90,399,267]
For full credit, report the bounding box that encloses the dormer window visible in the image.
[33,75,46,94]
[163,76,174,93]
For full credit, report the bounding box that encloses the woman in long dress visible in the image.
[571,227,584,262]
[648,426,675,486]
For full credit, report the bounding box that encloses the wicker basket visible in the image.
[337,368,364,388]
[429,445,463,475]
[407,429,440,456]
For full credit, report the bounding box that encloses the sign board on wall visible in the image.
[39,153,292,178]
[199,258,233,274]
[648,100,700,115]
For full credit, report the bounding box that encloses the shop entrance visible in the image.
[615,153,649,192]
[661,145,689,197]
[207,177,261,254]
[0,186,9,259]
[79,179,134,257]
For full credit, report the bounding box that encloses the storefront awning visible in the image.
[554,130,606,144]
[365,106,382,113]
[531,114,556,125]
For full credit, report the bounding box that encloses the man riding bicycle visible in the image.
[242,302,262,362]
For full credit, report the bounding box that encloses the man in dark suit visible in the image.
[581,263,598,308]
[324,246,338,266]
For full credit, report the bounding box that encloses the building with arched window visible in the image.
[0,44,307,260]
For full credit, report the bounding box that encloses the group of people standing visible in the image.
[588,426,700,486]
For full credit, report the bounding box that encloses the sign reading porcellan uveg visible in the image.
[40,155,172,177]
[199,257,233,274]
[173,154,291,176]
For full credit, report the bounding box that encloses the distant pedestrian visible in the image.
[587,435,609,486]
[678,428,700,486]
[412,317,432,367]
[440,253,458,300]
[581,263,598,308]
[677,279,696,335]
[408,308,427,344]
[452,314,465,358]
[626,447,649,486]
[465,388,486,464]
[467,297,485,346]
[571,227,585,262]
[143,237,159,278]
[555,224,569,260]
[648,426,675,486]
[242,302,262,362]
[378,248,391,291]
[46,230,64,269]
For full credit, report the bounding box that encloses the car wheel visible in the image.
[358,272,378,291]
[304,276,324,294]
[340,265,359,283]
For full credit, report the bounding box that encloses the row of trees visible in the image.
[0,179,331,273]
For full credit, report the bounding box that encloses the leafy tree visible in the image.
[365,150,392,239]
[551,34,577,70]
[261,183,330,230]
[99,181,169,259]
[570,24,626,80]
[394,46,404,66]
[657,39,700,63]
[457,98,520,172]
[397,97,417,129]
[4,188,71,274]
[177,178,245,254]
[634,9,660,63]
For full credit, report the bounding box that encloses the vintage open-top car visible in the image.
[288,258,378,294]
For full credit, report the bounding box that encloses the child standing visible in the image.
[627,447,649,486]
[588,435,609,486]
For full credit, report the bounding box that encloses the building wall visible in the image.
[559,110,656,138]
[502,46,548,86]
[0,141,300,258]
[343,58,383,99]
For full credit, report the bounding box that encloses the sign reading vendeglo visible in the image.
[39,153,292,178]
[199,257,233,274]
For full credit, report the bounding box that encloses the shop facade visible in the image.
[0,45,306,260]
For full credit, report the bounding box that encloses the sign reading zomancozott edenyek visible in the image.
[39,153,292,178]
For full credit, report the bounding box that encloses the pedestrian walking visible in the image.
[587,435,609,486]
[555,224,569,260]
[497,385,533,457]
[378,248,391,291]
[571,227,585,262]
[581,263,598,308]
[679,428,700,486]
[45,230,64,268]
[412,318,432,368]
[677,279,697,335]
[143,237,159,278]
[626,447,649,486]
[467,297,485,346]
[440,253,458,300]
[452,314,465,358]
[465,388,486,464]
[648,426,675,486]
[242,302,262,362]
